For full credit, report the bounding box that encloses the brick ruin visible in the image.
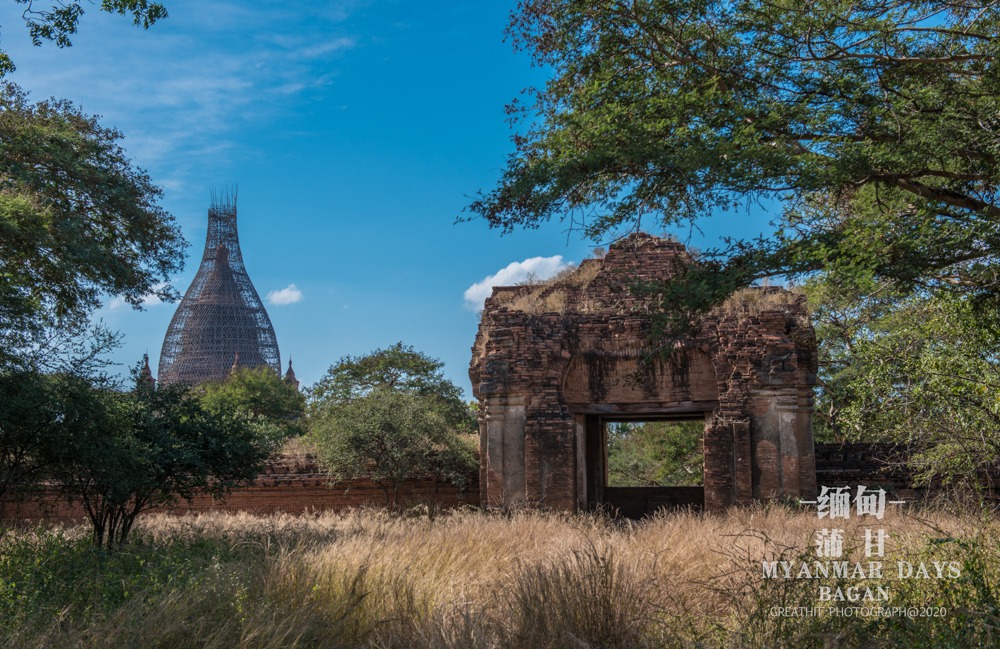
[1,455,478,523]
[469,233,819,513]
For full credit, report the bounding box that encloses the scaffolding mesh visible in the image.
[158,189,280,386]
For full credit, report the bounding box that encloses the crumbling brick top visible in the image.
[470,233,817,402]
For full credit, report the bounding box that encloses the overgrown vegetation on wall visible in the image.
[491,260,603,315]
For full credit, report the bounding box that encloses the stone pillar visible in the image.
[748,387,815,499]
[775,390,802,496]
[734,418,753,503]
[483,395,527,507]
[796,385,817,498]
[574,415,587,512]
[703,417,736,510]
[478,413,488,508]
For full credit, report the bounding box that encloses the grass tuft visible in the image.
[712,286,806,319]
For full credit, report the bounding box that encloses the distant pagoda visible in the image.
[158,189,280,386]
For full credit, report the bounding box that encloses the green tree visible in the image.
[308,387,477,507]
[795,270,1000,487]
[829,293,1000,488]
[606,421,703,487]
[470,1,1000,325]
[199,366,306,438]
[0,370,103,518]
[6,317,122,375]
[0,0,168,75]
[0,313,123,517]
[0,82,185,366]
[51,376,280,547]
[309,343,476,433]
[800,276,908,441]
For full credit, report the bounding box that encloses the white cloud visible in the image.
[0,0,366,188]
[463,256,570,312]
[267,284,304,306]
[295,37,357,59]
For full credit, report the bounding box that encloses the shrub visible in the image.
[308,388,477,506]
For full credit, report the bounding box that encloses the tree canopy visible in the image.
[0,370,100,517]
[308,387,477,506]
[199,366,306,438]
[800,276,908,441]
[0,82,185,365]
[802,275,1000,487]
[0,0,168,75]
[51,377,280,547]
[309,343,475,433]
[470,0,1000,320]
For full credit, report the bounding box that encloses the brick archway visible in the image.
[469,234,818,512]
[560,348,718,515]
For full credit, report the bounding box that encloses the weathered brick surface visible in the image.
[1,454,480,524]
[470,233,818,512]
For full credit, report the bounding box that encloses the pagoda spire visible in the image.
[139,354,156,389]
[284,358,299,390]
[229,350,242,377]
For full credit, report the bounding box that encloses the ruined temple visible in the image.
[469,233,818,513]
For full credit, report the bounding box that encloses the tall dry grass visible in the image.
[711,286,805,319]
[492,261,603,315]
[3,502,998,648]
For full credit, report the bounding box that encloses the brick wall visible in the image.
[0,454,481,524]
[6,444,987,524]
[814,442,1000,501]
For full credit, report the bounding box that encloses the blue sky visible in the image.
[1,0,775,396]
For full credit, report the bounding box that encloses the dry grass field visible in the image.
[1,501,997,648]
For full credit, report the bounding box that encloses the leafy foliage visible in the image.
[309,342,475,433]
[471,0,1000,326]
[199,366,306,438]
[834,294,1000,485]
[800,276,909,441]
[0,0,168,75]
[308,387,477,506]
[49,377,281,547]
[2,316,122,376]
[799,271,1000,485]
[0,82,185,363]
[606,421,703,487]
[0,315,125,517]
[0,370,104,516]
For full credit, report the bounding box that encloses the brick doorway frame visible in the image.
[576,412,708,517]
